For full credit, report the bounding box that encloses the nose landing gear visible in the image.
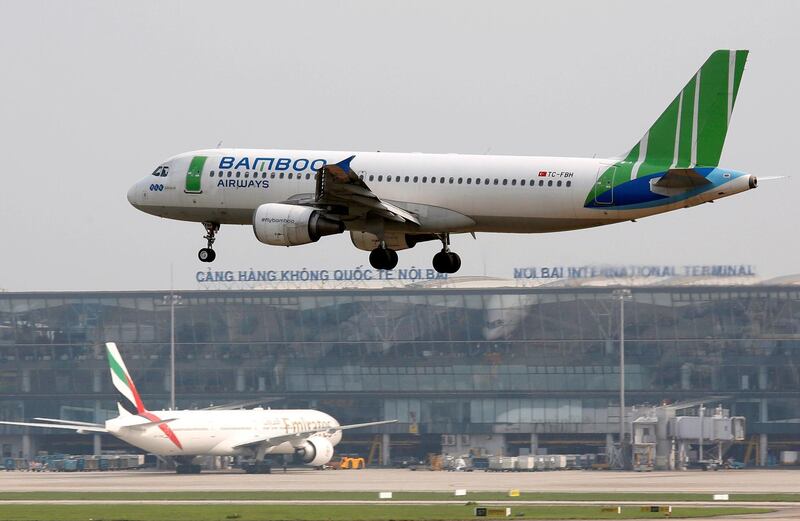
[198,222,219,263]
[432,233,461,274]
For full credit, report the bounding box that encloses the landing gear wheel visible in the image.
[198,248,216,263]
[198,222,220,263]
[432,250,461,274]
[176,464,202,474]
[369,247,398,270]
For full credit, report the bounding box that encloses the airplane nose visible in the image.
[127,182,140,207]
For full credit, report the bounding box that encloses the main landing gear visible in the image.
[432,233,461,274]
[369,244,399,270]
[198,222,219,263]
[243,462,272,474]
[175,463,202,474]
[367,234,461,274]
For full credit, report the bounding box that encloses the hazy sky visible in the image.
[1,0,798,291]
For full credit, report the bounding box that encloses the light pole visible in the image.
[162,293,182,410]
[612,289,632,467]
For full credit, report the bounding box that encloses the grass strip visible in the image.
[0,504,773,521]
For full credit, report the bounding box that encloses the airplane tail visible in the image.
[105,342,146,416]
[623,50,748,175]
[587,50,750,206]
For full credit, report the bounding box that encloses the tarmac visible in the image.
[3,468,800,520]
[2,468,799,493]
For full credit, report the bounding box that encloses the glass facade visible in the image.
[1,286,798,457]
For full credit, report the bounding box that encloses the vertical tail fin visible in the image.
[105,342,146,415]
[625,50,748,175]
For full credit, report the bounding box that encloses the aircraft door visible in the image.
[593,164,616,205]
[185,156,207,194]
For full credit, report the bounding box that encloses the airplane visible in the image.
[128,50,760,274]
[0,343,396,474]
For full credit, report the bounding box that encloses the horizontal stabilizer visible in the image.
[0,420,107,433]
[33,417,105,428]
[653,168,712,189]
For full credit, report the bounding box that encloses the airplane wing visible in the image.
[200,397,282,411]
[293,156,420,225]
[232,419,398,450]
[0,420,107,433]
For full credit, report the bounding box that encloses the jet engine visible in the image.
[253,203,344,246]
[350,231,438,252]
[295,436,335,467]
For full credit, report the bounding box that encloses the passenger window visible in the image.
[227,171,232,178]
[457,178,463,184]
[449,177,454,184]
[493,179,499,185]
[387,176,392,182]
[440,177,445,183]
[539,180,544,186]
[396,176,401,182]
[502,179,508,186]
[244,172,249,178]
[431,177,436,183]
[279,173,284,179]
[378,175,383,181]
[511,179,517,186]
[306,173,311,180]
[422,177,427,183]
[467,178,472,184]
[557,180,562,187]
[566,180,572,187]
[209,170,215,177]
[404,176,409,182]
[263,173,267,179]
[548,180,553,186]
[484,178,490,185]
[369,175,374,181]
[236,171,241,178]
[288,173,294,179]
[270,173,276,179]
[413,176,418,182]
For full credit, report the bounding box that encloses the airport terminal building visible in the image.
[1,277,799,466]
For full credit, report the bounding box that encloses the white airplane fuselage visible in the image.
[128,149,754,233]
[107,408,340,457]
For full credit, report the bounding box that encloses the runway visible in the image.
[2,468,799,493]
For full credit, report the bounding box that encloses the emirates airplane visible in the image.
[0,343,395,474]
[128,50,757,273]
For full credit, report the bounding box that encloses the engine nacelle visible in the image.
[350,231,438,252]
[295,436,335,467]
[253,203,344,246]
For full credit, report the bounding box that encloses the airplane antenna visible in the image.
[216,140,223,149]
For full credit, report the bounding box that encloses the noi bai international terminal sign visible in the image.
[195,264,757,287]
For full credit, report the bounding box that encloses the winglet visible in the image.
[336,155,355,172]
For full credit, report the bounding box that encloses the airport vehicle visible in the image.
[0,343,395,474]
[128,50,758,273]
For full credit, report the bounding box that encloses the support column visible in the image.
[529,434,539,455]
[235,368,245,392]
[22,434,32,460]
[759,433,768,467]
[605,433,614,457]
[381,433,391,467]
[93,434,102,456]
[758,366,768,391]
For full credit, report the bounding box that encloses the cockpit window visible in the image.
[151,167,163,176]
[161,166,169,177]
